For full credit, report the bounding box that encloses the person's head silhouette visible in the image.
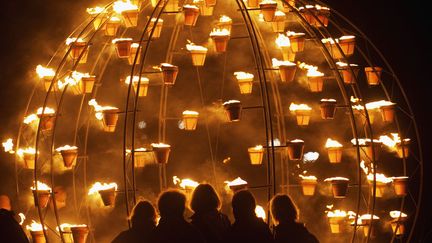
[130,200,157,228]
[158,190,186,219]
[270,194,298,224]
[190,183,221,214]
[231,190,256,220]
[0,195,11,211]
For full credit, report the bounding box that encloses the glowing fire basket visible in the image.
[161,63,179,85]
[392,176,408,196]
[325,138,343,163]
[27,221,46,243]
[289,103,312,126]
[299,175,317,196]
[31,181,52,209]
[125,76,150,97]
[223,100,242,122]
[234,72,254,94]
[320,99,337,119]
[272,58,297,82]
[287,32,306,53]
[299,5,330,27]
[259,1,278,22]
[113,38,133,58]
[336,62,359,84]
[102,108,119,132]
[152,143,171,164]
[248,145,264,165]
[186,44,208,66]
[56,145,78,168]
[286,139,304,160]
[183,5,200,26]
[210,28,230,53]
[37,107,56,131]
[390,211,407,236]
[364,66,383,85]
[327,210,348,233]
[325,177,349,198]
[182,110,199,130]
[89,182,118,206]
[66,38,89,64]
[147,18,163,39]
[70,225,90,243]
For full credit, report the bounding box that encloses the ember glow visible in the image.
[255,205,266,220]
[325,138,343,148]
[390,210,407,219]
[66,37,85,46]
[172,176,199,189]
[209,28,230,36]
[275,34,290,48]
[26,220,45,231]
[36,65,55,79]
[88,99,118,120]
[113,0,138,13]
[2,138,14,154]
[289,103,312,111]
[56,145,78,152]
[124,75,149,84]
[298,62,324,77]
[303,152,319,163]
[186,43,208,51]
[31,181,52,192]
[88,182,118,195]
[272,58,295,67]
[224,177,247,187]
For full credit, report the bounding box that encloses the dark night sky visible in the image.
[1,0,431,240]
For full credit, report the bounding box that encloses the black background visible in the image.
[1,0,430,240]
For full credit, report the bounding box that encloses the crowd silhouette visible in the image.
[0,183,319,243]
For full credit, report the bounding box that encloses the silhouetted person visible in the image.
[153,190,205,243]
[0,195,29,243]
[112,200,156,243]
[190,184,230,243]
[225,190,274,243]
[270,194,319,243]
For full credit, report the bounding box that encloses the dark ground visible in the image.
[1,0,430,241]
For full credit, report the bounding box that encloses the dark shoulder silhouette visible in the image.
[152,190,205,243]
[225,190,274,243]
[112,200,156,243]
[270,194,319,243]
[190,184,231,243]
[0,195,30,243]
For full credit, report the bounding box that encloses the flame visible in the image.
[151,143,171,148]
[109,16,121,22]
[389,211,407,219]
[31,181,52,191]
[326,204,333,210]
[339,35,355,41]
[58,71,90,89]
[325,138,343,148]
[223,100,240,106]
[150,17,164,23]
[303,152,319,163]
[88,99,118,120]
[66,38,85,46]
[36,107,55,116]
[272,58,295,67]
[26,220,45,231]
[88,182,118,195]
[57,223,87,232]
[336,61,358,67]
[359,214,380,224]
[299,175,317,181]
[183,110,199,116]
[210,28,230,36]
[260,0,277,4]
[379,133,410,151]
[234,72,254,80]
[56,145,78,152]
[219,15,232,23]
[365,100,395,110]
[124,76,149,84]
[112,38,133,44]
[327,209,347,218]
[113,0,138,13]
[86,6,105,15]
[184,4,199,9]
[298,62,323,77]
[249,145,264,152]
[269,138,281,146]
[360,160,371,175]
[299,4,330,11]
[186,43,208,51]
[23,114,38,124]
[367,173,392,184]
[172,176,199,189]
[286,31,305,37]
[17,147,36,157]
[274,10,285,17]
[275,34,290,48]
[18,213,25,225]
[224,177,247,187]
[2,138,14,154]
[289,103,312,111]
[255,205,266,220]
[350,138,380,146]
[36,65,55,78]
[324,177,349,182]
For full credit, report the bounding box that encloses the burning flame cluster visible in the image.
[88,99,118,120]
[172,176,199,189]
[2,138,14,154]
[36,65,55,79]
[26,220,45,232]
[272,58,295,67]
[31,181,52,192]
[298,62,324,77]
[88,182,118,195]
[58,71,91,89]
[289,103,312,112]
[325,138,343,148]
[113,0,138,13]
